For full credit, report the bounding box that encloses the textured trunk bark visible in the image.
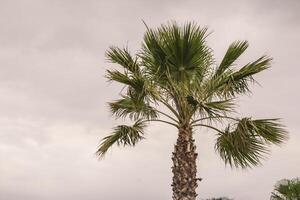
[172,126,198,200]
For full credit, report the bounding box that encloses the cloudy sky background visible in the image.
[0,0,299,199]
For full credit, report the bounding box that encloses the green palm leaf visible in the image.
[96,120,146,157]
[215,40,249,76]
[203,55,272,99]
[200,99,235,117]
[215,118,287,168]
[109,95,158,120]
[106,46,140,73]
[141,22,213,86]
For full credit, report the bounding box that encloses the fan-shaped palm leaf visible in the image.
[97,120,146,157]
[215,118,287,168]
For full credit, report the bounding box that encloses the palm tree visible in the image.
[271,178,300,200]
[97,22,288,200]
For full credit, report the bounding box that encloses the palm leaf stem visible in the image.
[157,97,181,121]
[191,116,239,125]
[142,119,179,128]
[192,123,225,134]
[156,110,180,123]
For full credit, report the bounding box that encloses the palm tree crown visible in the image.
[97,21,288,168]
[271,178,300,200]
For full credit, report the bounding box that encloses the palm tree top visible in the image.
[97,21,288,169]
[271,178,300,199]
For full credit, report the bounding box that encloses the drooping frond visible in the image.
[215,118,288,168]
[215,41,249,76]
[215,125,267,168]
[248,119,288,144]
[109,95,158,120]
[96,120,146,157]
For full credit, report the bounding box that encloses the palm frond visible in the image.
[106,69,150,100]
[203,56,272,99]
[215,118,288,168]
[96,120,146,157]
[140,22,213,86]
[215,40,249,76]
[205,99,235,112]
[106,69,133,85]
[106,46,140,73]
[247,119,288,144]
[109,96,158,120]
[233,55,271,80]
[200,99,236,117]
[222,56,272,96]
[215,125,267,168]
[140,27,167,80]
[186,94,235,118]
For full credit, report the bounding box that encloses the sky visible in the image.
[0,0,299,199]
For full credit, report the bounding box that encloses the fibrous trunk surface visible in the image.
[172,126,198,200]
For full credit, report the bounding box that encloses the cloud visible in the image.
[0,0,299,200]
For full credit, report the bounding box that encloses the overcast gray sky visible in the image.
[0,0,299,199]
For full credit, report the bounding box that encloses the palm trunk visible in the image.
[172,125,198,200]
